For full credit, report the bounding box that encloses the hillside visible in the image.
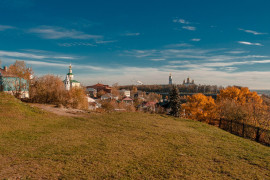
[0,93,269,179]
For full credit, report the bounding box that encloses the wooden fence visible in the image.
[214,118,270,146]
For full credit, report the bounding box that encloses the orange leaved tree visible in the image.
[217,86,269,142]
[181,93,217,123]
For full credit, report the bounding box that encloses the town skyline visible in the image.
[1,0,270,89]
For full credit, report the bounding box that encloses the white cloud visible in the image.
[58,42,96,47]
[0,25,15,31]
[191,38,200,42]
[182,26,196,31]
[28,26,103,40]
[173,18,190,24]
[238,41,263,46]
[123,32,140,36]
[238,28,267,35]
[165,43,192,48]
[95,40,117,44]
[0,50,75,60]
[150,58,166,61]
[226,50,248,54]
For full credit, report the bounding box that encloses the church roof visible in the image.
[71,80,80,83]
[67,73,73,75]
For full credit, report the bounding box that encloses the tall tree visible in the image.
[169,85,181,117]
[8,61,33,80]
[182,93,217,123]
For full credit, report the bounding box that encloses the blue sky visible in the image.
[1,0,270,89]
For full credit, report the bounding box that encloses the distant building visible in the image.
[169,73,173,85]
[122,97,133,104]
[87,83,112,94]
[183,77,195,86]
[64,64,81,90]
[101,93,118,100]
[133,90,144,100]
[119,89,131,97]
[0,66,29,98]
[86,87,97,98]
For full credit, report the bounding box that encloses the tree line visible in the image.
[120,84,223,94]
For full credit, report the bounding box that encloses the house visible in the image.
[142,101,157,111]
[122,97,133,104]
[0,66,29,98]
[101,93,118,100]
[133,90,145,100]
[64,64,81,90]
[119,89,131,97]
[86,83,112,94]
[86,88,97,98]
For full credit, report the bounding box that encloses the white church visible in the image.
[64,64,81,91]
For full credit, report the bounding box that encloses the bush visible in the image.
[30,74,88,110]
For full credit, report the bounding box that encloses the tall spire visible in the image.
[169,73,173,85]
[69,64,72,74]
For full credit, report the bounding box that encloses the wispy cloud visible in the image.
[0,50,75,60]
[182,26,196,31]
[150,58,166,61]
[173,18,190,24]
[165,43,192,48]
[191,38,200,42]
[123,32,140,36]
[238,41,263,46]
[95,40,117,44]
[0,25,15,31]
[238,28,267,35]
[28,26,103,40]
[226,50,248,54]
[58,42,96,47]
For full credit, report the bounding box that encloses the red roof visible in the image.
[87,83,111,88]
[122,97,133,101]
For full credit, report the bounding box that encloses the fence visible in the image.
[214,118,270,146]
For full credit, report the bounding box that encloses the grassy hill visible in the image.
[0,93,269,179]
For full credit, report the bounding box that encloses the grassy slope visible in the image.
[0,93,269,179]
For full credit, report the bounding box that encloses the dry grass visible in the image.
[0,93,269,179]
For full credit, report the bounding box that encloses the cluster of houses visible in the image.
[0,64,170,112]
[62,64,168,112]
[85,83,139,111]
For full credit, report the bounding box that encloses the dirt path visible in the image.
[29,103,87,117]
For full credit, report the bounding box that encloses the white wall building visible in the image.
[64,64,81,90]
[119,89,131,97]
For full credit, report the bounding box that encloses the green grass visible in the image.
[0,93,269,179]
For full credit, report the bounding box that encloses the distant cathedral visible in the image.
[64,64,81,91]
[169,73,173,85]
[183,77,195,86]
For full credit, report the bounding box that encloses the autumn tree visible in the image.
[8,60,33,81]
[181,93,217,123]
[217,86,269,142]
[111,83,120,97]
[97,90,106,98]
[30,75,67,105]
[169,85,181,117]
[67,87,89,110]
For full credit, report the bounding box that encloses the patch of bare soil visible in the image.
[29,103,87,117]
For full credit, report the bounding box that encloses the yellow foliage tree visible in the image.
[217,86,269,141]
[68,87,89,110]
[182,93,217,123]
